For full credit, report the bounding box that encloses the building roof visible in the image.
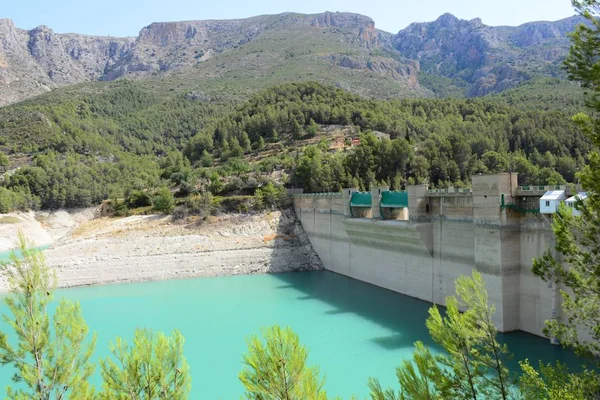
[540,190,566,201]
[566,192,588,203]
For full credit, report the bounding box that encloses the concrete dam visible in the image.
[293,173,573,338]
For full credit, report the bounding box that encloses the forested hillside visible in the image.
[0,81,590,213]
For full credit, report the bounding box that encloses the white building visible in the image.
[540,190,567,214]
[565,192,588,217]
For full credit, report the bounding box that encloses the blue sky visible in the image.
[4,0,575,36]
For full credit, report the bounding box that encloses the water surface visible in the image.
[0,271,581,398]
[0,246,49,263]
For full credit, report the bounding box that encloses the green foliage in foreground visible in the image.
[0,235,190,399]
[367,271,599,400]
[532,0,600,364]
[369,271,512,400]
[519,359,600,400]
[100,329,190,399]
[0,233,96,399]
[239,326,329,399]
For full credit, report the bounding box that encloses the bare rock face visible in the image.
[0,11,586,105]
[328,54,420,86]
[393,13,585,96]
[0,18,135,106]
[0,12,381,106]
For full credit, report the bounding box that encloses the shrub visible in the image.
[0,187,14,213]
[220,196,253,213]
[254,183,285,210]
[153,187,175,214]
[185,192,214,216]
[126,190,153,208]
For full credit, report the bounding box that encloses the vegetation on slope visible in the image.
[0,79,592,212]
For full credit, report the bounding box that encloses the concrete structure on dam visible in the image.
[292,173,578,338]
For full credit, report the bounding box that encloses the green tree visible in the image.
[159,151,190,183]
[200,150,213,167]
[370,271,511,400]
[241,132,252,152]
[239,325,328,400]
[369,341,450,400]
[0,233,97,399]
[532,0,600,362]
[519,360,600,400]
[126,190,153,208]
[230,138,244,158]
[0,187,16,213]
[255,183,284,210]
[153,187,175,214]
[0,153,9,173]
[99,328,191,400]
[292,119,303,139]
[306,119,319,138]
[535,168,565,185]
[481,151,509,173]
[257,136,266,151]
[208,174,223,195]
[0,235,195,399]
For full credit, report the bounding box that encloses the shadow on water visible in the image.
[267,207,586,374]
[272,270,585,372]
[275,269,437,352]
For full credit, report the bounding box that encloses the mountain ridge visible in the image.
[0,11,585,106]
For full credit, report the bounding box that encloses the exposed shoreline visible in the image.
[0,209,323,293]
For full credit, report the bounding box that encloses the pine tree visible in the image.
[292,119,303,140]
[533,0,600,361]
[241,132,252,152]
[153,187,175,214]
[0,233,97,399]
[519,360,600,400]
[0,235,194,399]
[306,119,319,138]
[0,153,9,173]
[99,328,191,399]
[230,137,244,157]
[369,341,450,400]
[369,271,511,400]
[239,325,329,399]
[257,136,266,151]
[200,150,213,167]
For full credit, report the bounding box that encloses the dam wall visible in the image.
[293,174,565,338]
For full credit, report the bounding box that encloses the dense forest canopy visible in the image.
[0,80,591,211]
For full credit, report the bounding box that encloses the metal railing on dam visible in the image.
[292,192,343,198]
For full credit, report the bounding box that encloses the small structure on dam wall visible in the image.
[293,173,579,339]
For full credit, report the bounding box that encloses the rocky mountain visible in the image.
[393,13,584,96]
[0,11,585,106]
[0,12,409,106]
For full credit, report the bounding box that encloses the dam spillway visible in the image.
[293,173,568,338]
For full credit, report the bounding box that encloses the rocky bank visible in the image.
[0,209,323,292]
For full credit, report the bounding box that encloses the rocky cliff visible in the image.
[0,12,584,105]
[0,12,381,106]
[393,13,583,96]
[0,18,134,106]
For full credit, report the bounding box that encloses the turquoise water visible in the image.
[0,271,581,398]
[0,246,49,263]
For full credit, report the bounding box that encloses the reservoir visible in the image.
[0,270,580,398]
